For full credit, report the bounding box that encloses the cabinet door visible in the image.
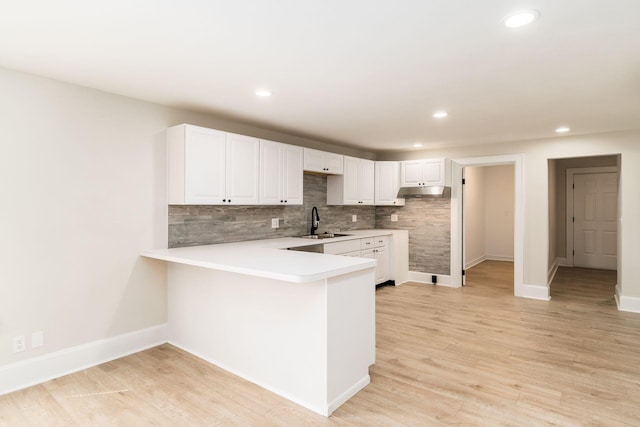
[361,159,375,205]
[374,247,388,284]
[342,156,362,205]
[324,152,344,175]
[422,159,444,186]
[226,133,260,204]
[184,126,226,204]
[303,148,325,173]
[375,162,405,206]
[259,140,282,204]
[282,143,303,204]
[401,160,424,187]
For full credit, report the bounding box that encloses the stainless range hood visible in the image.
[397,186,451,198]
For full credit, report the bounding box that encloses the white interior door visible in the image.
[573,173,617,270]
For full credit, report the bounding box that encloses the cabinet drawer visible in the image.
[324,239,361,255]
[360,238,375,250]
[373,235,388,248]
[342,250,363,257]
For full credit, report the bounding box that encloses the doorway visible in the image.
[462,165,515,291]
[451,154,527,298]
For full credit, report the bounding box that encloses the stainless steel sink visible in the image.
[300,233,350,239]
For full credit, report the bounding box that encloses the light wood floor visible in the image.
[3,261,640,426]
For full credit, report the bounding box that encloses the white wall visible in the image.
[0,67,373,368]
[483,165,514,260]
[463,167,485,267]
[379,130,640,299]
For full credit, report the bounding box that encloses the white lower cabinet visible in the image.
[324,235,390,285]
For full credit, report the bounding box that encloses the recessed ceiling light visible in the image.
[255,89,272,97]
[555,126,571,133]
[432,111,448,119]
[413,143,423,148]
[503,10,540,28]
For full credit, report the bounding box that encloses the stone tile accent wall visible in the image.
[376,198,451,275]
[169,174,376,248]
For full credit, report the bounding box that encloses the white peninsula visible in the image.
[142,235,379,416]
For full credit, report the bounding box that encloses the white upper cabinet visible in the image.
[225,133,260,204]
[400,158,446,187]
[167,124,259,205]
[327,156,374,205]
[374,161,405,206]
[303,148,344,174]
[259,140,303,205]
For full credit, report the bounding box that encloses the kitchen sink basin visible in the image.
[300,233,350,239]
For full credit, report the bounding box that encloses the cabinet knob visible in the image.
[223,199,226,202]
[228,200,231,203]
[284,200,287,203]
[280,200,283,203]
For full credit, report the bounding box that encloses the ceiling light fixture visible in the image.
[413,143,423,148]
[503,10,540,28]
[432,111,448,119]
[255,89,272,97]
[555,126,571,133]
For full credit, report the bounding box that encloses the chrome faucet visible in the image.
[310,206,320,235]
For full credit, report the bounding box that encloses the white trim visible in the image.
[465,255,486,269]
[485,255,514,262]
[547,258,559,286]
[565,166,618,267]
[407,271,455,287]
[557,257,570,267]
[0,324,168,396]
[615,285,640,313]
[517,284,551,301]
[451,154,525,297]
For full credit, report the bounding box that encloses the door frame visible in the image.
[565,166,618,267]
[451,154,524,297]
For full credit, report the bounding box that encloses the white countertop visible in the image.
[141,229,396,283]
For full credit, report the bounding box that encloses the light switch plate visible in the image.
[271,218,279,228]
[391,214,398,222]
[352,215,357,222]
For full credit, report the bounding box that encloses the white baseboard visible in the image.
[547,258,559,286]
[465,255,486,269]
[517,284,550,301]
[407,271,457,287]
[485,255,515,262]
[557,257,571,267]
[0,324,168,396]
[615,285,640,313]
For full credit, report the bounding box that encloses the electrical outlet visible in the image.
[391,214,398,222]
[271,218,279,228]
[31,331,44,348]
[352,215,357,222]
[13,336,26,353]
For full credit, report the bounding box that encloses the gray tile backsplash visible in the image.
[169,174,376,248]
[375,198,451,275]
[169,174,451,276]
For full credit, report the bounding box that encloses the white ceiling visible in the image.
[1,1,639,152]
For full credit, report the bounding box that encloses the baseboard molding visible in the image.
[465,255,486,270]
[615,285,640,313]
[485,255,514,262]
[407,271,457,287]
[517,284,551,301]
[557,257,571,267]
[547,258,559,287]
[0,324,168,396]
